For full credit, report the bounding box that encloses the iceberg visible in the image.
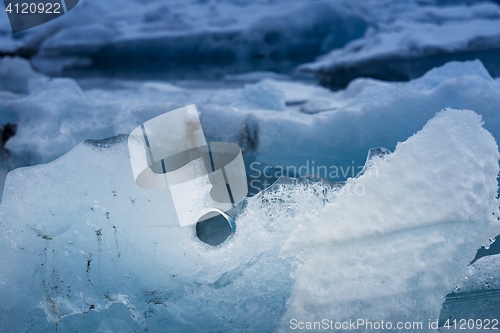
[3,0,369,77]
[2,58,500,196]
[0,108,498,332]
[0,134,304,332]
[3,0,500,84]
[299,2,500,89]
[281,108,500,330]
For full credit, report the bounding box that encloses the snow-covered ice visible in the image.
[281,108,500,329]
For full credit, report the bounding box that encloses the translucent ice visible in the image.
[0,108,498,332]
[440,254,500,323]
[0,134,320,332]
[281,108,500,331]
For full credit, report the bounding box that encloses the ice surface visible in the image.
[300,2,500,88]
[223,71,291,83]
[281,108,500,330]
[457,255,500,294]
[202,60,500,194]
[3,58,500,196]
[7,0,370,78]
[0,135,321,332]
[259,79,334,106]
[440,254,500,323]
[3,0,500,86]
[0,108,497,332]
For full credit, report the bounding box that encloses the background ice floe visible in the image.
[0,109,498,332]
[2,57,500,196]
[0,0,372,78]
[4,0,500,83]
[299,2,500,89]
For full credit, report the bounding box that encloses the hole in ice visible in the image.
[196,211,233,246]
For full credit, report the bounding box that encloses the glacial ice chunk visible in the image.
[26,0,370,77]
[281,108,500,331]
[0,135,305,332]
[300,3,500,89]
[0,108,499,332]
[3,60,500,199]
